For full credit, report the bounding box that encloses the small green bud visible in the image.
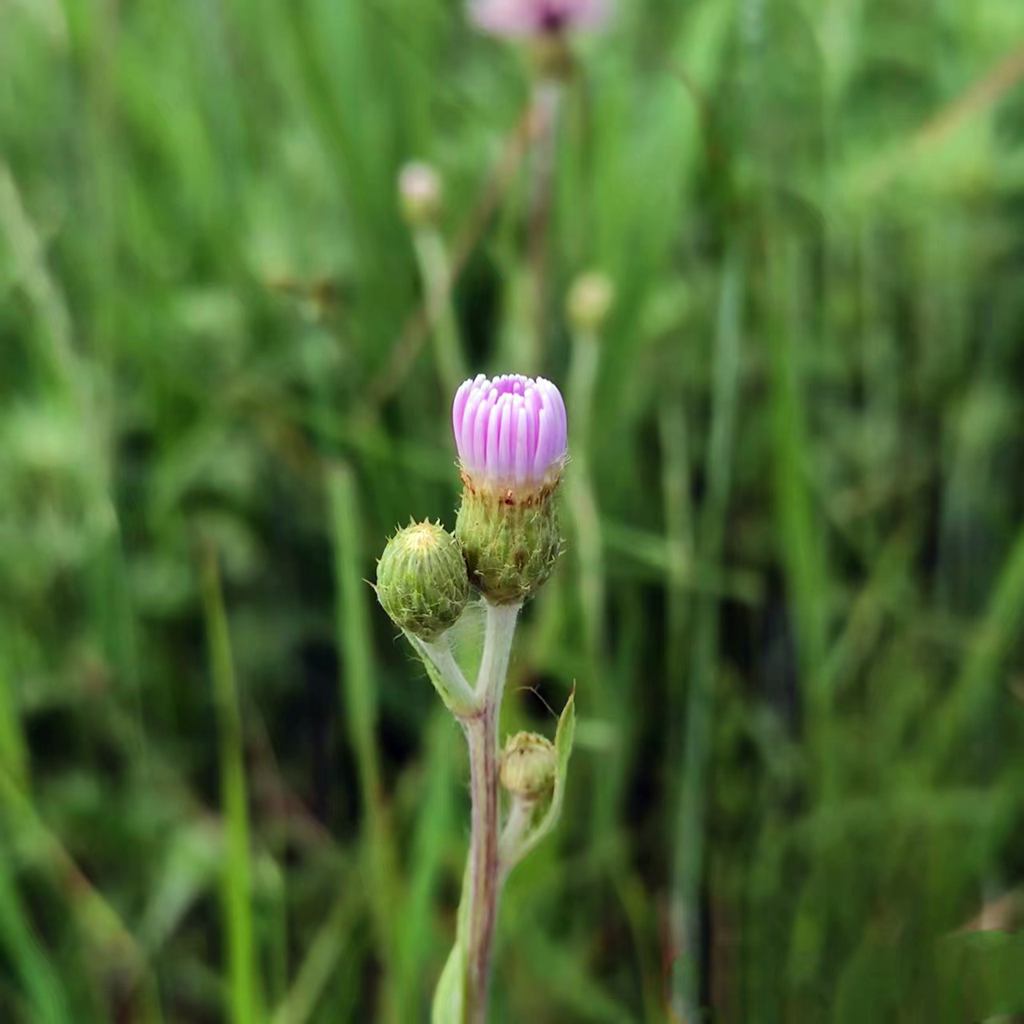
[455,480,562,605]
[500,732,557,800]
[566,271,614,333]
[376,521,469,640]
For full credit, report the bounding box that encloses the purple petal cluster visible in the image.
[453,374,567,490]
[468,0,609,39]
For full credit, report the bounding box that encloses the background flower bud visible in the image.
[398,161,443,227]
[500,732,557,800]
[468,0,611,39]
[566,271,614,333]
[376,521,469,640]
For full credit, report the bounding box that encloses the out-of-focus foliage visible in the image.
[1,0,1024,1020]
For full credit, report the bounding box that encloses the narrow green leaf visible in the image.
[431,937,466,1024]
[432,859,471,1024]
[200,546,260,1024]
[0,845,72,1024]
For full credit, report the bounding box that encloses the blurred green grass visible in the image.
[2,0,1024,1020]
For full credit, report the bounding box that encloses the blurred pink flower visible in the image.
[469,0,610,38]
[453,374,567,492]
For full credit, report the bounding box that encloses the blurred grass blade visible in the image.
[138,824,221,954]
[0,637,28,789]
[671,249,743,1020]
[0,768,163,1021]
[270,872,363,1024]
[200,546,260,1024]
[928,525,1024,771]
[326,461,402,1020]
[397,711,457,1011]
[0,845,72,1024]
[765,231,831,782]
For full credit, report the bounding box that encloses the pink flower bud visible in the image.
[452,374,567,494]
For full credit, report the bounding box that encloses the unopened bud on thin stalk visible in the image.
[376,521,469,641]
[452,374,567,604]
[398,161,443,227]
[567,271,614,333]
[500,731,557,800]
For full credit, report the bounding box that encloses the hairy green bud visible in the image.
[500,732,557,800]
[455,477,562,605]
[376,521,469,640]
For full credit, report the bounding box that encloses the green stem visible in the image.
[566,326,605,664]
[474,602,519,706]
[412,226,467,396]
[525,79,563,373]
[462,705,500,1024]
[410,633,476,714]
[461,601,519,1023]
[497,795,536,883]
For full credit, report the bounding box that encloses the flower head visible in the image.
[453,374,566,604]
[453,373,567,494]
[468,0,609,39]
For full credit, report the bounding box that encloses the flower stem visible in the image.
[498,795,536,883]
[525,79,563,373]
[412,226,467,397]
[475,601,520,705]
[461,601,520,1023]
[462,705,500,1023]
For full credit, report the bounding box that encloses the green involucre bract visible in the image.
[455,477,563,605]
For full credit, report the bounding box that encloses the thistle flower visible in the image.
[453,374,567,604]
[468,0,610,38]
[376,520,469,640]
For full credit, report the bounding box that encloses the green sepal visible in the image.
[455,482,562,605]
